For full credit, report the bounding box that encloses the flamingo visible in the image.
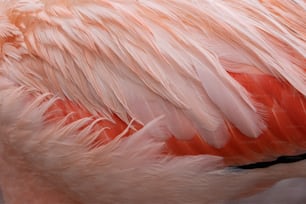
[0,0,305,203]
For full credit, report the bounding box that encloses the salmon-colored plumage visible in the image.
[168,73,306,164]
[0,0,305,203]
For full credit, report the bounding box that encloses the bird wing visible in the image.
[1,0,305,164]
[1,1,306,203]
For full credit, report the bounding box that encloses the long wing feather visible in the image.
[3,0,305,148]
[0,0,306,202]
[1,80,306,203]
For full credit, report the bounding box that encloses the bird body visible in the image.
[0,0,305,203]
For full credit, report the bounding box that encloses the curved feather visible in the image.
[0,1,306,203]
[3,0,304,148]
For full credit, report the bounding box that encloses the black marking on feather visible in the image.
[236,153,306,169]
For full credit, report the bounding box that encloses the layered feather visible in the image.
[2,0,305,147]
[1,79,306,203]
[0,0,306,203]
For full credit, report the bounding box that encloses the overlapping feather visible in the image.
[1,76,306,203]
[0,1,306,202]
[2,0,305,147]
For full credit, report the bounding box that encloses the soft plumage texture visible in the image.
[1,80,306,204]
[1,0,305,147]
[231,178,306,204]
[0,0,305,203]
